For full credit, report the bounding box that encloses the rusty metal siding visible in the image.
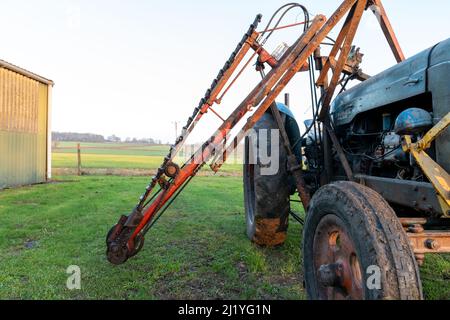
[0,67,49,189]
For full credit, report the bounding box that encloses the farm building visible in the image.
[0,59,53,189]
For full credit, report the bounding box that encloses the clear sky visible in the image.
[1,0,449,143]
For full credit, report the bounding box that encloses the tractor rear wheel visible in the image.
[243,113,290,246]
[303,181,423,300]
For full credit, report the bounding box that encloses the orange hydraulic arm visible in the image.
[106,0,404,265]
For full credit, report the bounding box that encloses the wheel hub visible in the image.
[313,215,364,300]
[317,262,345,288]
[106,223,143,265]
[107,242,129,265]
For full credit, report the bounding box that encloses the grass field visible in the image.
[2,141,447,300]
[53,142,170,157]
[0,176,304,299]
[0,176,449,300]
[52,142,242,174]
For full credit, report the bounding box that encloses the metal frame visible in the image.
[128,14,329,248]
[107,0,450,265]
[315,0,405,183]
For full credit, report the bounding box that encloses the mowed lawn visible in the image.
[0,176,449,300]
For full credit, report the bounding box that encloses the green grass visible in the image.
[0,176,304,299]
[421,254,450,300]
[52,153,242,174]
[54,142,170,157]
[52,153,164,170]
[0,176,448,300]
[57,142,170,150]
[6,141,449,299]
[52,141,243,173]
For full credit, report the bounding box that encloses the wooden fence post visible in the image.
[77,143,82,176]
[284,93,290,108]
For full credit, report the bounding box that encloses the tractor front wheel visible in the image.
[303,181,423,300]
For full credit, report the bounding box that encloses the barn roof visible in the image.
[0,59,54,86]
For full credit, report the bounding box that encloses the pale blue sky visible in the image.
[1,0,449,143]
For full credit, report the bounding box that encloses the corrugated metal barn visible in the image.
[0,60,53,189]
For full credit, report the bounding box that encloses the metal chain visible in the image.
[134,15,262,211]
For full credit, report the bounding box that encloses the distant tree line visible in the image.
[52,132,163,144]
[52,132,105,142]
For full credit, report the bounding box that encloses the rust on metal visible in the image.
[211,15,327,171]
[408,224,425,234]
[315,0,358,87]
[251,43,279,68]
[171,30,259,159]
[319,0,368,119]
[313,214,364,300]
[369,0,405,62]
[325,123,355,181]
[270,102,311,208]
[128,15,328,249]
[399,218,428,228]
[208,106,226,122]
[207,31,260,106]
[164,162,180,178]
[107,1,438,268]
[212,2,367,170]
[406,225,450,265]
[407,231,450,254]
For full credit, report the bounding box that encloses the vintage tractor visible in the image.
[106,0,450,300]
[245,38,450,300]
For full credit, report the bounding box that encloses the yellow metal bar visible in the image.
[418,112,450,150]
[408,145,450,206]
[402,112,450,216]
[438,197,450,218]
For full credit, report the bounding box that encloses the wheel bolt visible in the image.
[425,239,440,250]
[317,263,344,287]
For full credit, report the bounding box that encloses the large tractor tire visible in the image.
[303,181,423,300]
[243,112,291,246]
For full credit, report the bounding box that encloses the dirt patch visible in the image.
[237,261,249,281]
[152,270,228,300]
[267,274,302,287]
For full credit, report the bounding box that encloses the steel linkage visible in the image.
[106,12,330,265]
[106,0,404,265]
